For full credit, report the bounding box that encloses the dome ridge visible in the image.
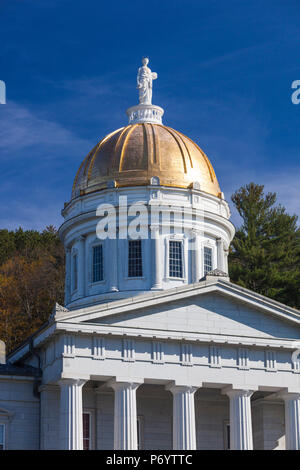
[71,122,222,200]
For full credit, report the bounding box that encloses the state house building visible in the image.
[0,59,299,451]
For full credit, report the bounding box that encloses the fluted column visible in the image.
[282,393,300,450]
[110,380,142,450]
[225,389,254,450]
[150,226,162,289]
[167,384,198,450]
[59,378,86,450]
[109,237,119,292]
[77,236,86,298]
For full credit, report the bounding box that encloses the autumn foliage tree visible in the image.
[0,226,65,352]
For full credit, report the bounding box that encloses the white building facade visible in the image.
[1,60,300,450]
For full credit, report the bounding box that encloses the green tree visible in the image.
[229,183,300,308]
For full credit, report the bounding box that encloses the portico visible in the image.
[22,277,298,451]
[56,378,300,450]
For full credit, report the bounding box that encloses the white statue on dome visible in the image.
[137,57,157,105]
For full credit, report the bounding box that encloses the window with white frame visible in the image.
[72,253,78,291]
[128,240,143,277]
[203,246,212,275]
[83,412,91,450]
[0,423,5,450]
[92,245,104,283]
[169,240,183,278]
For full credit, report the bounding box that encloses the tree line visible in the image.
[0,226,65,352]
[0,183,299,352]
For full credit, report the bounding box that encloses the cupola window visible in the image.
[72,254,78,291]
[92,245,104,283]
[169,240,183,278]
[128,240,143,277]
[204,246,212,275]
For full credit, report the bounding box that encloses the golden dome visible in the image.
[72,123,221,199]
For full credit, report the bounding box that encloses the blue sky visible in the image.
[0,0,299,230]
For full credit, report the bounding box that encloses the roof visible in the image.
[71,123,221,200]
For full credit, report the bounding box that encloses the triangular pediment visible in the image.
[57,281,300,341]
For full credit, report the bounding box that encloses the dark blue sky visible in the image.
[0,0,299,230]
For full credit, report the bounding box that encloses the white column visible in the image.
[110,380,141,450]
[151,226,162,289]
[109,237,119,292]
[226,389,254,450]
[59,378,86,450]
[216,238,225,272]
[64,248,71,305]
[224,243,229,273]
[282,393,300,450]
[167,385,198,450]
[77,236,86,298]
[39,384,59,450]
[190,230,201,282]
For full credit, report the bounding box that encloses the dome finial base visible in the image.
[126,104,164,124]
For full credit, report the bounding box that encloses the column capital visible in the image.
[107,378,144,391]
[58,377,87,388]
[222,385,257,398]
[278,391,300,401]
[150,225,160,238]
[165,383,200,394]
[75,234,86,244]
[187,227,200,237]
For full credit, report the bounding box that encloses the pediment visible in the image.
[57,281,300,342]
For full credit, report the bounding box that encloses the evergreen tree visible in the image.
[229,183,300,308]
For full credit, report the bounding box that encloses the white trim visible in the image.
[8,280,300,363]
[55,281,300,325]
[54,322,298,350]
